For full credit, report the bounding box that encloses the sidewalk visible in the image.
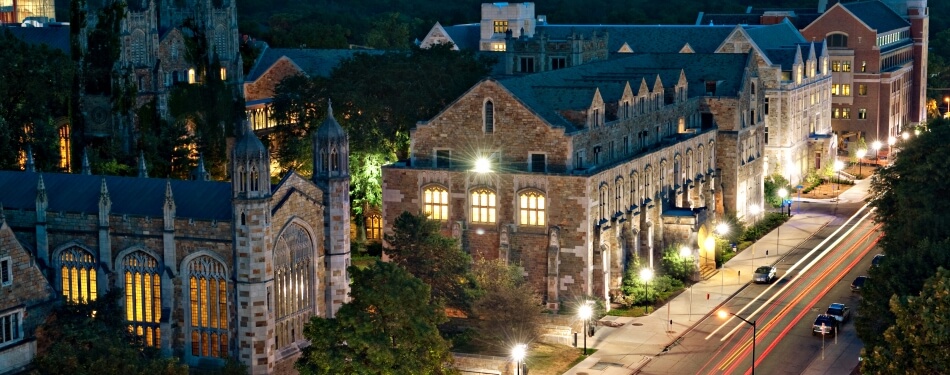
[562,177,872,375]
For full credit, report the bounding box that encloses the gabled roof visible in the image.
[245,47,386,83]
[744,21,807,50]
[442,24,481,50]
[493,53,750,132]
[3,26,69,53]
[840,1,909,33]
[0,171,232,221]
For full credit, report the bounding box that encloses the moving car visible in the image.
[851,276,868,292]
[812,314,840,336]
[753,266,777,284]
[826,303,851,323]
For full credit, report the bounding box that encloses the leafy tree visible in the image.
[383,211,475,311]
[860,118,950,350]
[31,290,188,375]
[660,243,697,282]
[861,267,950,374]
[364,12,420,49]
[0,30,73,171]
[296,261,457,375]
[764,173,789,207]
[468,259,544,353]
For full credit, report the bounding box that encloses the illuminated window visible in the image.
[832,84,839,96]
[858,109,867,119]
[470,189,497,223]
[124,251,161,347]
[187,255,229,358]
[0,310,21,346]
[60,247,97,303]
[841,108,851,119]
[220,67,227,81]
[493,20,508,33]
[423,186,449,220]
[842,61,851,72]
[366,215,382,240]
[831,61,841,72]
[519,191,545,226]
[858,84,867,96]
[188,68,196,84]
[59,125,70,171]
[274,223,314,349]
[491,43,506,52]
[841,84,851,96]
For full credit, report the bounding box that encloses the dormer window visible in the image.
[484,101,494,133]
[591,108,600,127]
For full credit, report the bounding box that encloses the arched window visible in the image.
[423,186,449,221]
[59,125,70,171]
[131,30,147,66]
[123,251,162,347]
[237,167,246,193]
[614,178,624,216]
[274,223,314,350]
[518,191,545,226]
[484,101,494,133]
[186,255,229,358]
[214,25,228,58]
[629,172,639,207]
[320,149,329,172]
[188,68,196,84]
[250,167,259,192]
[366,214,382,240]
[599,184,608,221]
[471,188,497,223]
[826,33,848,48]
[60,247,97,303]
[330,148,339,172]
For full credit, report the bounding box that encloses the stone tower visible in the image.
[312,101,351,317]
[231,120,275,373]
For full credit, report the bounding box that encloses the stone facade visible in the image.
[0,112,350,373]
[382,52,759,307]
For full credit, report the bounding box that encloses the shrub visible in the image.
[661,244,697,282]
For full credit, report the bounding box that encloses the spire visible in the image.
[327,98,333,118]
[164,180,175,207]
[25,145,35,172]
[99,177,111,207]
[191,153,210,181]
[81,148,92,175]
[36,174,47,205]
[138,150,148,178]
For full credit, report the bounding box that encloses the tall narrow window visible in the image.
[366,214,382,240]
[519,191,545,226]
[188,68,196,84]
[59,125,70,171]
[124,251,161,347]
[423,186,449,221]
[274,223,314,350]
[1,257,11,286]
[187,255,229,358]
[470,189,497,223]
[484,101,494,133]
[60,247,97,303]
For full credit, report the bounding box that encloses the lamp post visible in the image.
[640,268,654,303]
[512,343,527,375]
[777,188,788,257]
[578,303,592,356]
[872,140,882,166]
[833,160,845,197]
[718,310,757,375]
[748,204,761,271]
[680,246,693,320]
[856,149,867,177]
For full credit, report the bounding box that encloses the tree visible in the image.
[860,118,950,350]
[660,243,697,282]
[364,12,420,49]
[384,211,475,311]
[31,290,189,375]
[861,267,950,374]
[296,261,457,375]
[468,259,544,353]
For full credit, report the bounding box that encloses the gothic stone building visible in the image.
[0,110,350,374]
[382,52,765,307]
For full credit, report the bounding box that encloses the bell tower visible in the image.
[312,100,351,317]
[231,120,275,373]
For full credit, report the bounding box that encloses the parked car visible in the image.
[753,266,777,284]
[871,254,885,268]
[826,303,851,323]
[812,314,840,336]
[851,276,868,292]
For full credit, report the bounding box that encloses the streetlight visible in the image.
[473,157,492,173]
[512,343,527,375]
[680,246,694,320]
[716,222,730,237]
[777,188,788,257]
[856,149,867,177]
[833,160,845,196]
[578,303,593,356]
[872,140,882,166]
[718,310,757,375]
[640,268,654,299]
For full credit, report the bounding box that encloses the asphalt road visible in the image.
[639,197,880,375]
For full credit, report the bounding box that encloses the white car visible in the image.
[826,303,851,323]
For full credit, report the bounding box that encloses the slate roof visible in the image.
[744,21,807,50]
[0,171,232,221]
[535,25,736,54]
[3,26,69,53]
[245,47,385,82]
[495,53,749,133]
[840,1,909,33]
[762,47,801,70]
[443,24,481,50]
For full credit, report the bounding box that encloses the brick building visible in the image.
[419,3,835,187]
[698,0,929,150]
[382,52,764,307]
[0,112,351,374]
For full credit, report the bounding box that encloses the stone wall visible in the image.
[244,57,303,102]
